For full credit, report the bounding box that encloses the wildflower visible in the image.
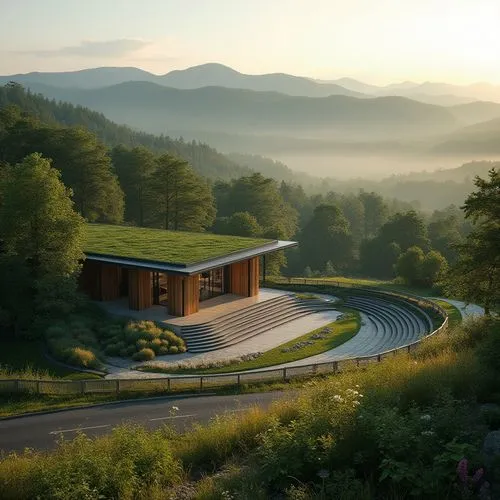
[171,406,179,412]
[457,458,468,484]
[421,430,435,437]
[353,401,361,406]
[472,468,484,484]
[332,395,344,403]
[317,469,330,479]
[355,384,360,388]
[420,414,431,422]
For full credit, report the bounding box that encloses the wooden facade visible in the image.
[128,269,152,311]
[227,257,259,297]
[167,274,200,316]
[80,256,260,317]
[79,261,121,301]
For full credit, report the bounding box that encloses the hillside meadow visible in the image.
[0,316,498,499]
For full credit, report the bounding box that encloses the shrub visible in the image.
[67,347,100,369]
[168,346,179,354]
[149,338,163,354]
[158,345,170,356]
[132,348,155,361]
[104,343,120,356]
[136,338,149,350]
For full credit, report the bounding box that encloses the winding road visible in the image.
[0,391,289,453]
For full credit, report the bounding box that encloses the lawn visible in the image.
[270,276,434,297]
[84,223,272,265]
[139,308,360,375]
[432,299,463,328]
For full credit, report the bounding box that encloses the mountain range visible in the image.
[3,63,500,105]
[2,63,500,165]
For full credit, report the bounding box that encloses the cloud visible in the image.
[24,39,151,58]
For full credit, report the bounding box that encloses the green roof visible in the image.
[84,224,273,266]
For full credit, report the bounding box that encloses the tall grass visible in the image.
[0,425,182,500]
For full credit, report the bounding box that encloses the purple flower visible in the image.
[457,458,468,484]
[472,468,484,484]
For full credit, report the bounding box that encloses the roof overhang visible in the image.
[85,240,298,276]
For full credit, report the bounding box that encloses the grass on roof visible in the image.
[84,224,272,265]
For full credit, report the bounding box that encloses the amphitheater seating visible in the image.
[180,295,337,353]
[341,294,432,356]
[179,290,435,356]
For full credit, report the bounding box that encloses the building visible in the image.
[79,224,297,317]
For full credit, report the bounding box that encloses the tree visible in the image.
[359,239,401,279]
[396,246,425,286]
[214,211,262,237]
[148,154,215,231]
[300,204,354,273]
[421,250,448,288]
[340,194,365,245]
[359,191,388,239]
[378,211,429,251]
[0,117,124,222]
[447,169,499,314]
[112,145,156,226]
[427,217,462,264]
[226,173,298,238]
[0,153,85,333]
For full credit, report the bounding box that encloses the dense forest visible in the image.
[0,83,480,287]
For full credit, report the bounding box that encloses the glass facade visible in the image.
[152,272,168,305]
[199,267,225,301]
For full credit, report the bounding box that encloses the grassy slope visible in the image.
[433,299,462,328]
[85,223,271,265]
[0,340,77,378]
[140,308,360,375]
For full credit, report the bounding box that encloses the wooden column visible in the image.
[128,269,152,310]
[167,274,200,316]
[228,257,260,297]
[248,256,260,296]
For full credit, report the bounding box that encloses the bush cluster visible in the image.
[45,317,187,370]
[97,320,186,362]
[45,317,102,370]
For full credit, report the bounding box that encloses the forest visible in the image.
[0,84,481,281]
[0,83,498,334]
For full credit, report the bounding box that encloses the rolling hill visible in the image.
[16,81,458,143]
[433,117,500,154]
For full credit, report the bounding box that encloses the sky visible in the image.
[2,0,500,84]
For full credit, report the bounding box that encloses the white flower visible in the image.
[353,401,361,406]
[421,430,435,437]
[317,469,330,479]
[420,414,431,422]
[332,394,344,403]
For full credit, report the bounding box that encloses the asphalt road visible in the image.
[0,391,290,453]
